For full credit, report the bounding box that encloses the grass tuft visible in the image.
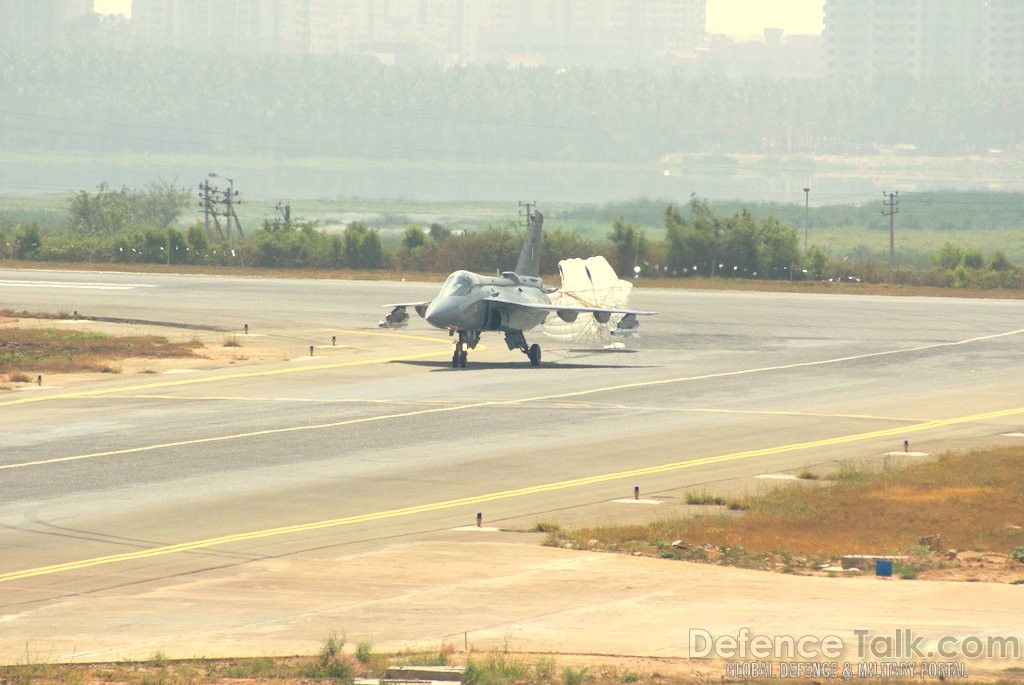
[355,640,373,663]
[533,520,561,533]
[463,647,531,685]
[562,664,591,685]
[304,632,355,681]
[684,490,727,506]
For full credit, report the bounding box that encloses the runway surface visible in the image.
[3,268,1024,665]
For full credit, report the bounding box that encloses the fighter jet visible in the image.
[380,209,655,368]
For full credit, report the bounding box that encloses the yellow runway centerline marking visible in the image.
[3,402,1024,583]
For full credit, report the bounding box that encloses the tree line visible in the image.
[2,48,1020,165]
[2,187,1022,290]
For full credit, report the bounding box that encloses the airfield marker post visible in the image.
[309,345,314,356]
[476,512,482,527]
[37,375,42,386]
[634,485,640,500]
[244,323,248,334]
[904,440,909,452]
[332,335,336,346]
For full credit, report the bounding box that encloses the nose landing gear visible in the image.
[451,345,468,368]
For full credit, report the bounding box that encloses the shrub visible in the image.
[685,490,726,505]
[562,665,590,685]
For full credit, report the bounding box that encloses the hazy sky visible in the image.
[93,0,824,38]
[707,0,823,37]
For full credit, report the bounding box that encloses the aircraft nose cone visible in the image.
[425,299,457,328]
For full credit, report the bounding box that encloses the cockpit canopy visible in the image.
[439,270,478,298]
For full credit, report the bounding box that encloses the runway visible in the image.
[3,268,1024,664]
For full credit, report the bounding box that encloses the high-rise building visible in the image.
[0,0,94,47]
[131,0,276,51]
[129,0,707,65]
[458,0,706,66]
[824,0,1024,86]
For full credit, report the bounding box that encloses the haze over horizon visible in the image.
[5,0,1018,206]
[92,0,825,39]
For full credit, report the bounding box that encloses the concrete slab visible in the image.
[3,540,1023,677]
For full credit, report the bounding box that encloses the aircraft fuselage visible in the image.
[424,270,549,336]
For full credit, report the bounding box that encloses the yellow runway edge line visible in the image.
[3,402,1024,584]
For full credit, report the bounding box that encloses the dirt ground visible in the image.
[0,314,317,388]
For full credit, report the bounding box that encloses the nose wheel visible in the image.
[451,344,468,368]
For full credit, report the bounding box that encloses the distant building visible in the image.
[824,0,1024,86]
[0,0,94,47]
[129,0,707,66]
[700,30,824,80]
[130,0,275,52]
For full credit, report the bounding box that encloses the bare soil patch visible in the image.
[0,325,201,377]
[0,309,325,388]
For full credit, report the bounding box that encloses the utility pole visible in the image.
[882,191,899,268]
[198,180,212,235]
[275,203,291,227]
[803,187,811,252]
[518,200,535,231]
[204,173,244,240]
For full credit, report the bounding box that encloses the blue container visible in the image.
[875,559,893,577]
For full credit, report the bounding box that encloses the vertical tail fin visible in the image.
[514,210,543,277]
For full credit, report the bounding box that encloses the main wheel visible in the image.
[451,351,460,368]
[459,350,468,368]
[528,343,541,367]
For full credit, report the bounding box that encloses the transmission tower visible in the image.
[518,200,536,230]
[199,173,245,240]
[882,191,899,268]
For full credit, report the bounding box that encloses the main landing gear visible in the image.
[527,343,541,367]
[505,330,542,367]
[449,329,542,368]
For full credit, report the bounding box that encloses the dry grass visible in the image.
[551,448,1024,564]
[0,647,784,685]
[0,327,201,375]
